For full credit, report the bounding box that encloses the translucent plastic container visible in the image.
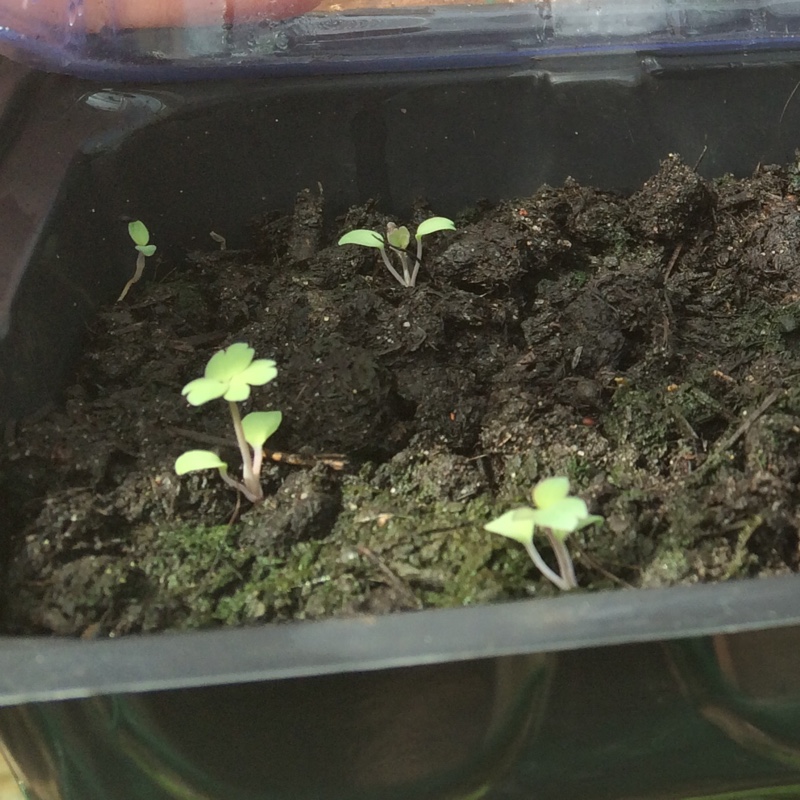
[3,0,800,79]
[2,0,800,794]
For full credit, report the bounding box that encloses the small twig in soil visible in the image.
[711,369,735,384]
[663,242,684,281]
[4,418,16,445]
[166,425,234,450]
[668,405,700,443]
[414,522,473,536]
[356,545,422,609]
[266,450,349,471]
[660,290,676,353]
[166,425,348,470]
[574,550,633,588]
[692,145,708,172]
[690,389,783,481]
[227,492,242,527]
[780,79,800,124]
[714,389,782,454]
[169,331,229,352]
[723,515,763,580]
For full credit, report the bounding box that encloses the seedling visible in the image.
[117,220,157,302]
[175,343,281,503]
[338,216,455,287]
[484,476,603,591]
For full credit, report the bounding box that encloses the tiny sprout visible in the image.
[175,343,281,503]
[338,216,455,287]
[118,220,157,302]
[484,476,603,591]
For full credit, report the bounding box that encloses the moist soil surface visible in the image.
[3,154,800,637]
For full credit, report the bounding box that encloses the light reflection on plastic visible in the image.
[84,91,166,113]
[67,0,84,28]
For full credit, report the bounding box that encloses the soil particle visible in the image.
[628,152,715,241]
[240,468,341,549]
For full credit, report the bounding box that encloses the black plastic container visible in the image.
[1,52,800,800]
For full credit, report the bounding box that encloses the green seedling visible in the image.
[485,476,603,591]
[118,220,157,302]
[175,342,281,503]
[338,216,455,287]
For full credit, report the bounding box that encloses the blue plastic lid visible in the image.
[2,1,800,85]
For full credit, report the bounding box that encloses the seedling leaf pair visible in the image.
[338,216,455,287]
[175,411,283,474]
[118,220,157,302]
[129,220,157,257]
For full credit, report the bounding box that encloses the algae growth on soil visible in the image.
[2,153,799,637]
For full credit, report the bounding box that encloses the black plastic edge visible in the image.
[0,574,797,706]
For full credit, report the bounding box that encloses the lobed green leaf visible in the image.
[222,379,252,403]
[182,344,277,405]
[182,376,227,406]
[239,359,278,387]
[205,343,255,381]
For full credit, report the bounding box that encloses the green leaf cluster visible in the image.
[128,220,157,257]
[174,343,281,503]
[181,343,277,405]
[338,216,456,287]
[485,477,603,591]
[175,411,282,478]
[486,477,602,544]
[118,220,157,302]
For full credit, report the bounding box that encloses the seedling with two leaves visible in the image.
[175,343,281,503]
[338,216,455,287]
[485,476,603,591]
[118,220,156,302]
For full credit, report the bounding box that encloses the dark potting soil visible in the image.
[2,154,799,637]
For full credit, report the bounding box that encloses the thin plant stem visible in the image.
[252,445,264,481]
[216,466,259,503]
[545,530,578,589]
[523,540,572,591]
[117,252,147,302]
[409,258,422,287]
[227,401,262,501]
[410,238,423,286]
[379,249,409,287]
[398,252,413,285]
